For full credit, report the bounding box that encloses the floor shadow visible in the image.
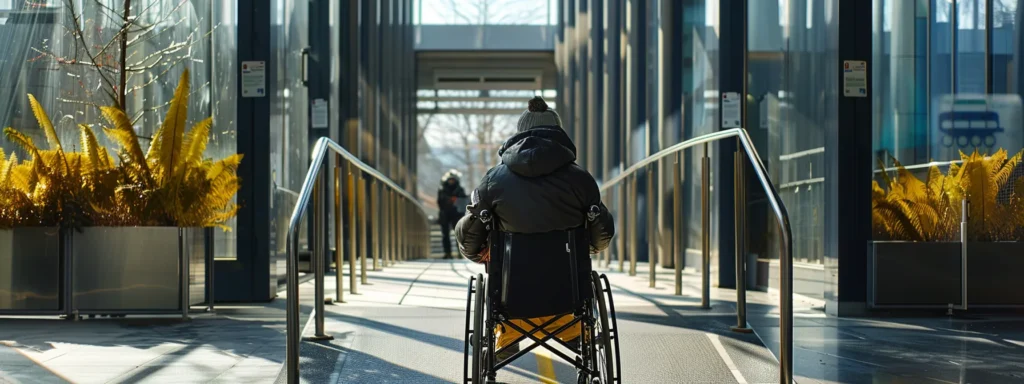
[324,312,464,354]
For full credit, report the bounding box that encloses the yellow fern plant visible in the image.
[1,94,92,228]
[98,69,243,229]
[873,149,1024,241]
[1,69,242,230]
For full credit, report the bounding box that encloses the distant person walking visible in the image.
[437,170,468,259]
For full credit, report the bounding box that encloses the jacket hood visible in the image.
[498,127,577,178]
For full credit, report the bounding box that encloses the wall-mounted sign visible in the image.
[722,92,741,128]
[241,61,266,98]
[312,98,329,128]
[843,60,867,97]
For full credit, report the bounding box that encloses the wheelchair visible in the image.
[463,227,622,384]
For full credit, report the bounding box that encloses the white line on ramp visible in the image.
[706,333,748,384]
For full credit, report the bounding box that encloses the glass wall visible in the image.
[415,0,559,25]
[208,0,239,260]
[0,0,237,259]
[872,0,1024,243]
[748,0,838,299]
[269,0,309,283]
[681,0,721,270]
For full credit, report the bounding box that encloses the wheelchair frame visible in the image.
[463,270,622,383]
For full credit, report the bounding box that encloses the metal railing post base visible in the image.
[304,335,335,342]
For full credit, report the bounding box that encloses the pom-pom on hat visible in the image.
[516,96,563,133]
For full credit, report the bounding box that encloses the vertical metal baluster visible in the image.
[617,184,626,272]
[701,143,711,309]
[181,229,189,321]
[380,188,387,266]
[310,170,332,340]
[334,154,344,303]
[347,162,358,295]
[647,164,657,288]
[358,173,368,284]
[285,198,300,382]
[673,152,683,296]
[629,175,638,276]
[961,198,969,311]
[388,191,395,265]
[371,180,380,271]
[732,149,751,333]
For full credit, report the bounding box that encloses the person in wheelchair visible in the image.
[455,96,615,363]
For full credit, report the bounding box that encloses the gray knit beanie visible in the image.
[516,96,562,132]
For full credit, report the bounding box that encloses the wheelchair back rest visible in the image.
[487,227,593,319]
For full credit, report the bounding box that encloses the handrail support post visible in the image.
[334,154,344,303]
[647,164,657,288]
[307,168,333,341]
[701,143,711,309]
[732,148,752,333]
[673,152,682,296]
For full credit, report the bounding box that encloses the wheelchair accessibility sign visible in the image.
[933,94,1022,155]
[843,60,867,97]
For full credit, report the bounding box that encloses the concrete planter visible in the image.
[869,241,1024,308]
[0,228,63,313]
[70,227,206,315]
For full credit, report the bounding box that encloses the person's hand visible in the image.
[450,196,458,204]
[478,246,490,263]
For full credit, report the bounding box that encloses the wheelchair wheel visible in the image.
[591,271,620,383]
[471,274,487,383]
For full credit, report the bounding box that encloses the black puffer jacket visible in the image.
[455,127,615,262]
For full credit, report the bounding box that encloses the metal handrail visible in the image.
[284,137,429,383]
[598,127,794,383]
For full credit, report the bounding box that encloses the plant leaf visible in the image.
[4,127,39,156]
[0,152,14,185]
[27,94,62,152]
[79,124,103,177]
[181,117,211,167]
[101,106,153,186]
[149,69,190,183]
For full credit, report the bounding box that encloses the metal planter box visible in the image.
[0,228,63,313]
[869,241,1024,308]
[70,227,206,314]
